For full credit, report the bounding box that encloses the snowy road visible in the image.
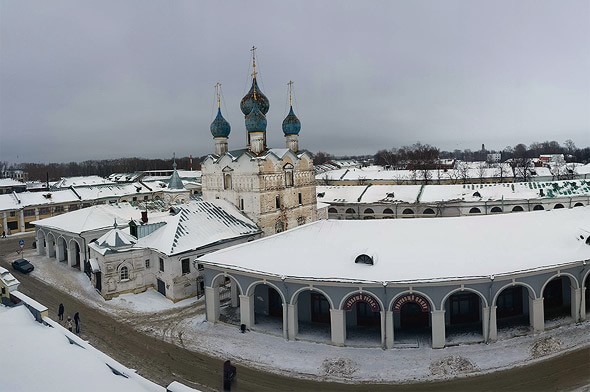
[1,233,589,391]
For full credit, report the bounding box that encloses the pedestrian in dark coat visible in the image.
[74,312,80,334]
[66,316,73,332]
[58,303,64,321]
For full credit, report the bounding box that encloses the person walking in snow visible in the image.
[58,303,64,321]
[73,312,80,334]
[66,316,73,332]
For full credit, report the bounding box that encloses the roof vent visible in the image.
[355,254,373,265]
[317,192,325,198]
[387,192,395,198]
[473,191,481,198]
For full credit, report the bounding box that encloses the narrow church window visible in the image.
[298,192,302,205]
[240,198,244,211]
[159,258,164,272]
[120,266,129,280]
[224,173,232,190]
[284,164,294,187]
[276,195,281,209]
[181,258,190,275]
[145,259,150,268]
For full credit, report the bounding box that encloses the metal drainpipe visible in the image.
[487,275,494,343]
[579,261,587,322]
[382,282,388,350]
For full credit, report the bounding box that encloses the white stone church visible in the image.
[201,50,319,236]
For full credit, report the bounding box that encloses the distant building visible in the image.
[486,153,501,163]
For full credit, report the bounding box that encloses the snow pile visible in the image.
[321,358,358,378]
[429,356,479,376]
[531,336,562,358]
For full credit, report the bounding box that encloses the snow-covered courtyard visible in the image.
[21,248,590,384]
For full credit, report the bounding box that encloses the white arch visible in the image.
[46,231,56,241]
[36,229,47,240]
[290,286,335,309]
[211,272,244,296]
[583,268,590,289]
[67,237,82,250]
[246,280,287,306]
[389,290,437,311]
[540,272,580,295]
[337,289,384,311]
[440,287,489,310]
[492,282,537,306]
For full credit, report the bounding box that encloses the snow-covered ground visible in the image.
[21,249,590,384]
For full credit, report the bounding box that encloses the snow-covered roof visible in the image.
[0,267,19,289]
[52,175,116,188]
[96,226,137,248]
[32,203,171,234]
[316,163,582,182]
[0,182,156,211]
[135,200,260,256]
[317,185,421,204]
[199,206,590,284]
[0,305,163,392]
[316,180,590,205]
[0,178,26,187]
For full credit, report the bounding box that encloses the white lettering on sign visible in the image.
[393,294,429,313]
[343,293,380,312]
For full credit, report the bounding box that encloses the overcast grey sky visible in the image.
[1,0,589,163]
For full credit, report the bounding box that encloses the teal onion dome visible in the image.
[245,101,267,133]
[210,108,231,138]
[282,106,301,135]
[240,78,270,116]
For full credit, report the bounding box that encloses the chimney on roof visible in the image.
[141,210,148,224]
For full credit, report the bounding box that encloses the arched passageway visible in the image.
[213,276,241,325]
[543,276,573,326]
[444,291,484,344]
[294,290,331,342]
[392,293,431,347]
[495,286,531,337]
[344,293,381,346]
[57,237,68,262]
[46,233,56,258]
[253,284,284,335]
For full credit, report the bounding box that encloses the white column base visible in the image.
[330,309,346,346]
[431,310,446,348]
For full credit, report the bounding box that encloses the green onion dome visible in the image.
[210,108,231,138]
[240,78,270,116]
[245,101,267,133]
[282,106,301,135]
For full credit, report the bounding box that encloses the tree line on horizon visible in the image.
[1,139,589,182]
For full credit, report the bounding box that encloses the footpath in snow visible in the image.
[21,249,590,384]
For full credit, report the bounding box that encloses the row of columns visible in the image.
[36,234,84,268]
[205,285,588,349]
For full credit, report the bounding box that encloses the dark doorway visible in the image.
[400,302,429,329]
[268,287,282,317]
[543,277,571,321]
[157,279,166,296]
[450,292,480,324]
[311,293,330,323]
[356,302,380,327]
[95,271,102,292]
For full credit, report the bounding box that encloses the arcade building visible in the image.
[198,207,590,349]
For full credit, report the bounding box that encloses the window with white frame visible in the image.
[159,257,164,272]
[145,259,150,268]
[120,266,129,281]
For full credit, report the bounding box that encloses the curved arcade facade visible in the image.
[198,207,590,349]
